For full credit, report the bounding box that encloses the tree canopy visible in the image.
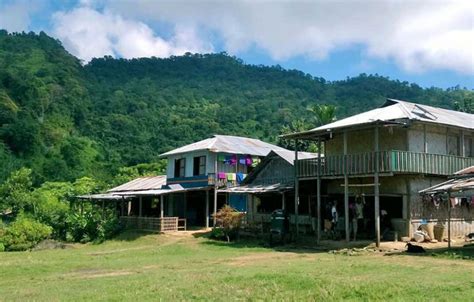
[0,31,472,184]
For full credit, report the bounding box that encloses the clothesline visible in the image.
[217,154,261,167]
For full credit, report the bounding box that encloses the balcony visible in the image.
[208,173,237,187]
[297,150,474,178]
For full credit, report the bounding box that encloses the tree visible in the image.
[308,104,337,126]
[278,119,317,152]
[0,168,33,215]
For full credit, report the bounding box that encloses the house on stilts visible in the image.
[81,135,290,231]
[220,149,318,231]
[283,98,474,246]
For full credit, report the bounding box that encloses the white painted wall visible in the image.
[166,150,211,178]
[165,151,252,178]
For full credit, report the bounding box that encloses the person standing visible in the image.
[355,194,365,238]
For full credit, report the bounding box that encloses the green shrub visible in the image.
[66,210,123,243]
[2,216,52,251]
[0,243,5,252]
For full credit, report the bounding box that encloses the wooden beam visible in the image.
[447,191,451,249]
[316,138,322,244]
[294,140,299,237]
[205,189,209,228]
[139,196,143,217]
[213,154,218,226]
[344,130,349,242]
[374,126,381,247]
[160,195,164,218]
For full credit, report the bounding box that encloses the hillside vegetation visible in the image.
[0,31,472,183]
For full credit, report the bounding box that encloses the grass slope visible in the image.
[0,231,473,301]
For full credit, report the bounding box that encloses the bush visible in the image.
[2,216,52,251]
[212,205,245,242]
[66,210,123,243]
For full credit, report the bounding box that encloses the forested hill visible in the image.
[0,31,472,184]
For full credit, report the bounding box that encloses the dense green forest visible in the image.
[1,31,473,184]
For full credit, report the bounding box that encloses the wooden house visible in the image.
[284,99,474,245]
[221,149,318,228]
[158,135,289,228]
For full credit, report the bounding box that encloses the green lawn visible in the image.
[1,231,473,301]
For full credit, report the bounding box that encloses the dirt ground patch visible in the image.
[63,268,137,279]
[227,252,313,267]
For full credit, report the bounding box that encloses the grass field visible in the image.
[1,231,473,301]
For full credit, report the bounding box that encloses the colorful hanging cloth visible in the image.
[230,154,237,166]
[251,157,261,167]
[236,173,246,183]
[218,154,226,162]
[217,172,226,179]
[226,173,236,181]
[245,155,252,166]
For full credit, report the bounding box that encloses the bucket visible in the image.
[433,224,445,242]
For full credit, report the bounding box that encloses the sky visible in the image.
[0,0,473,89]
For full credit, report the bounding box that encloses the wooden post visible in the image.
[344,130,349,242]
[423,124,427,173]
[282,192,285,210]
[213,154,218,226]
[139,196,143,217]
[461,131,465,157]
[316,137,322,244]
[205,189,209,228]
[120,198,125,217]
[374,126,381,247]
[294,140,300,237]
[160,195,164,218]
[184,192,187,219]
[447,191,451,249]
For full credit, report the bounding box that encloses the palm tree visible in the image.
[307,104,337,126]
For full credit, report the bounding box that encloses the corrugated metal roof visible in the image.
[272,149,319,165]
[218,183,293,193]
[284,99,474,139]
[107,175,167,193]
[113,186,209,196]
[160,135,288,157]
[455,166,474,176]
[419,177,474,194]
[77,193,127,200]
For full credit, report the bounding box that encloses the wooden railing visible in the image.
[119,216,187,232]
[297,150,474,178]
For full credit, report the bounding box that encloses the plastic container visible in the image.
[433,224,445,242]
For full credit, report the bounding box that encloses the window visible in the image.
[448,135,460,155]
[193,156,206,176]
[174,158,185,178]
[466,138,473,157]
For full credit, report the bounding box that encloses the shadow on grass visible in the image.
[386,243,474,260]
[198,233,374,254]
[112,229,159,241]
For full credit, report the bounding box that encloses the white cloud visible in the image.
[51,6,213,63]
[99,0,474,74]
[0,0,39,32]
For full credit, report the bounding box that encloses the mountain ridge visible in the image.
[0,31,471,183]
